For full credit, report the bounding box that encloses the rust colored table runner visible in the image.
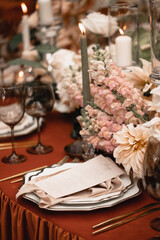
[0,111,159,240]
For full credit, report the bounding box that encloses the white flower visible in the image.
[113,124,150,179]
[81,12,118,37]
[55,65,82,113]
[51,49,80,83]
[32,48,82,113]
[126,58,152,91]
[143,117,160,141]
[149,86,160,113]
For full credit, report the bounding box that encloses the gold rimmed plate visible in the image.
[21,163,142,211]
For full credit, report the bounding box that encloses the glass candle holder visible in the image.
[149,0,160,85]
[108,3,139,69]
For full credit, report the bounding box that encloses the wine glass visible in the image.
[143,136,160,232]
[0,37,9,86]
[0,17,10,86]
[0,85,27,164]
[25,82,55,154]
[81,134,95,161]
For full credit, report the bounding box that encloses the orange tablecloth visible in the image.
[0,111,159,240]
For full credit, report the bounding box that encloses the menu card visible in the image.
[33,155,124,198]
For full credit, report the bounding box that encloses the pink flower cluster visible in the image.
[90,76,147,125]
[78,46,149,153]
[78,105,122,153]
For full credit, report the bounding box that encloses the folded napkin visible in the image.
[16,155,125,208]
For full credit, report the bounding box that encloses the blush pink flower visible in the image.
[77,46,150,156]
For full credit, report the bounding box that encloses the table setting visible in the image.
[1,0,160,240]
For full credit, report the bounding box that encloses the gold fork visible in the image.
[92,203,160,235]
[0,140,37,150]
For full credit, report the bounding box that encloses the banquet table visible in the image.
[0,111,159,240]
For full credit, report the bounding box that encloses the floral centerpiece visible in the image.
[78,45,149,153]
[51,45,156,179]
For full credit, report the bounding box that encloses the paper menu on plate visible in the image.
[34,155,124,199]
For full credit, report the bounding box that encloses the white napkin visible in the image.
[16,155,125,208]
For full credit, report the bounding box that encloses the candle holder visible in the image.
[108,3,139,69]
[36,25,56,45]
[149,0,160,86]
[37,0,63,46]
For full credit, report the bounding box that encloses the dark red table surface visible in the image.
[0,111,159,240]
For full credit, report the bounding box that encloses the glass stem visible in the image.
[36,117,42,145]
[10,125,16,154]
[1,68,4,86]
[95,34,99,45]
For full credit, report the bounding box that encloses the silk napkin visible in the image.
[16,155,125,208]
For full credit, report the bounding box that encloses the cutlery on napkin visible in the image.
[16,155,125,208]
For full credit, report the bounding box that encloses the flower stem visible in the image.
[88,102,113,117]
[127,105,146,123]
[112,90,146,123]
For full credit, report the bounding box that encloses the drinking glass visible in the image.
[37,0,62,46]
[149,0,160,86]
[25,82,55,154]
[143,136,160,231]
[81,134,95,161]
[0,85,27,164]
[108,3,139,68]
[0,39,8,86]
[0,17,9,86]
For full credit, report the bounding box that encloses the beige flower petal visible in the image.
[128,124,137,137]
[128,137,136,145]
[113,123,149,178]
[140,58,151,76]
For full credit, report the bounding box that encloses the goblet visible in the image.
[143,136,160,232]
[0,18,10,86]
[0,38,8,86]
[0,85,27,164]
[25,82,55,154]
[81,134,95,161]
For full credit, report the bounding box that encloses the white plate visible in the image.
[22,163,141,211]
[23,163,133,204]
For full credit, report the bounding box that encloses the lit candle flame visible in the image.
[119,28,124,35]
[78,23,86,35]
[19,70,24,78]
[123,25,127,31]
[36,3,39,10]
[21,3,28,14]
[17,70,24,83]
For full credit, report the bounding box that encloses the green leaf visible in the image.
[35,44,59,54]
[138,27,151,61]
[139,27,150,46]
[7,58,45,69]
[108,0,118,6]
[8,33,22,52]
